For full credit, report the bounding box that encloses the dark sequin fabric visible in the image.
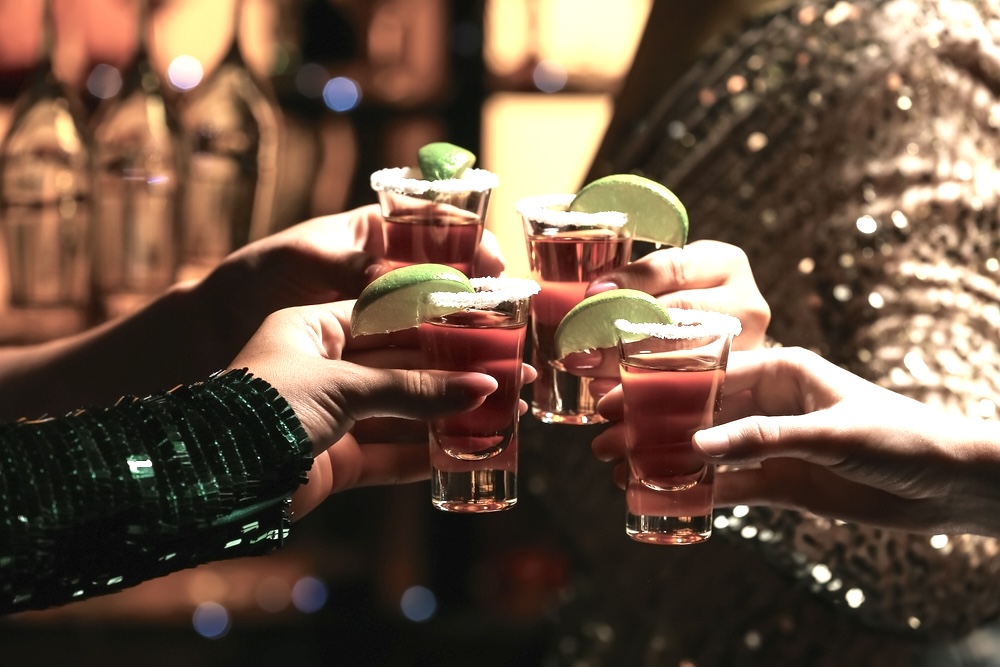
[523,0,1000,664]
[0,369,312,614]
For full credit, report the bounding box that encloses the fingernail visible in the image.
[448,372,498,398]
[364,262,389,283]
[694,429,730,457]
[585,280,619,297]
[561,350,603,370]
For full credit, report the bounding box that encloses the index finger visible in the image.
[586,240,749,297]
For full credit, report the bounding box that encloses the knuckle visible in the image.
[659,249,689,287]
[403,369,432,399]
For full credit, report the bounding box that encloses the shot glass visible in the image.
[614,310,742,544]
[371,167,499,276]
[517,193,631,424]
[419,276,539,512]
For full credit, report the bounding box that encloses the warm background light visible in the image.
[481,0,651,278]
[484,0,651,84]
[482,93,613,278]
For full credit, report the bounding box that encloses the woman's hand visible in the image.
[229,300,534,519]
[594,346,1000,537]
[200,205,506,367]
[588,240,770,349]
[562,240,771,381]
[690,347,1000,536]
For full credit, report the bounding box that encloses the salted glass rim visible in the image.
[515,193,628,229]
[614,309,742,340]
[425,277,540,310]
[370,167,499,195]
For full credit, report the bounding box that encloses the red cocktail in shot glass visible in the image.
[614,310,741,544]
[371,167,498,276]
[517,193,631,425]
[419,276,538,512]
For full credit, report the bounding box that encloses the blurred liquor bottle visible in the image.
[178,0,280,278]
[0,0,94,342]
[91,0,183,319]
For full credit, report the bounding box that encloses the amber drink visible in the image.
[371,167,498,276]
[614,310,741,544]
[419,277,538,512]
[518,194,631,424]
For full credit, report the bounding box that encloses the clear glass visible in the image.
[0,0,93,341]
[371,166,498,276]
[91,0,183,319]
[418,277,537,512]
[614,310,741,545]
[178,0,279,278]
[518,193,631,424]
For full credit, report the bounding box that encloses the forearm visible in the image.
[0,368,311,615]
[0,281,237,421]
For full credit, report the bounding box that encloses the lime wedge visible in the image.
[553,289,673,359]
[417,142,477,181]
[569,174,688,246]
[351,264,474,336]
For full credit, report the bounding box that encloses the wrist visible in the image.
[952,418,1000,537]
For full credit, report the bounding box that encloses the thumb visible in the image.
[693,413,845,467]
[294,364,498,451]
[342,366,499,422]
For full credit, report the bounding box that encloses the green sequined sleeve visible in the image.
[0,368,312,614]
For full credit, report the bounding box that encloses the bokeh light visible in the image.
[291,576,328,613]
[532,59,568,93]
[322,76,361,112]
[192,601,231,639]
[167,55,205,91]
[400,585,437,622]
[85,64,122,100]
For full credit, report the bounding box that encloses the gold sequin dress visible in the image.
[522,0,1000,664]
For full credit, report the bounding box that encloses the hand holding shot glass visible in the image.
[370,142,498,276]
[614,311,741,544]
[420,277,538,512]
[555,292,741,544]
[518,174,689,424]
[351,264,539,513]
[517,194,631,424]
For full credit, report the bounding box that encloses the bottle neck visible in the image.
[222,0,245,64]
[35,0,57,76]
[27,0,71,95]
[126,0,161,94]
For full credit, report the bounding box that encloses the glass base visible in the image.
[431,468,516,513]
[530,406,606,425]
[625,512,712,545]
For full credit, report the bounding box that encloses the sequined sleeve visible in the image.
[528,2,1000,662]
[599,0,1000,640]
[0,368,312,615]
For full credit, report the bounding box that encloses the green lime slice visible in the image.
[569,174,689,246]
[417,142,477,181]
[351,263,474,336]
[553,289,673,359]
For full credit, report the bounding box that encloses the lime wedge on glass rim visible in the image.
[351,263,474,336]
[553,289,673,359]
[417,142,477,181]
[569,174,689,247]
